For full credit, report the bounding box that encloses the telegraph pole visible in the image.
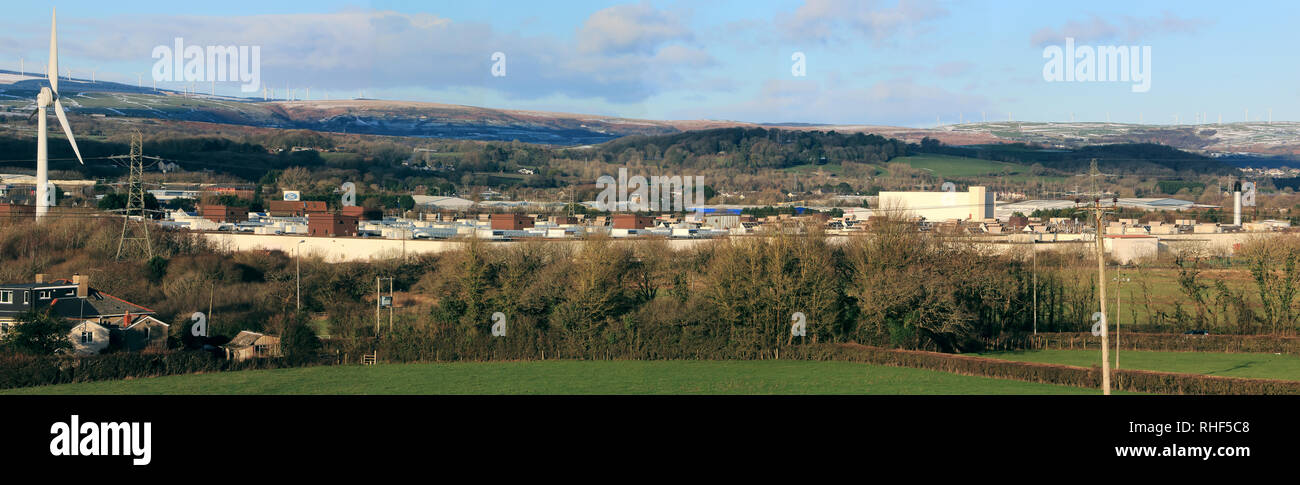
[1081,159,1112,395]
[1088,198,1112,395]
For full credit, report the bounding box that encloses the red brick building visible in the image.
[307,213,358,237]
[612,214,654,230]
[341,205,382,221]
[199,204,249,223]
[0,203,35,223]
[267,200,328,217]
[490,214,534,230]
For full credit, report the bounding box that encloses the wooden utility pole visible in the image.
[1093,201,1111,395]
[1080,159,1112,395]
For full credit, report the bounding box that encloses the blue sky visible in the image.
[2,1,1296,127]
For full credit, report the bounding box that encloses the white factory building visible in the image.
[877,186,993,222]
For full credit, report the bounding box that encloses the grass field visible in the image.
[977,349,1300,381]
[0,360,1110,395]
[893,154,1020,178]
[1106,267,1256,330]
[783,163,845,176]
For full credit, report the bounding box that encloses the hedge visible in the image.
[0,350,295,390]
[7,342,1299,395]
[991,332,1300,355]
[811,343,1300,395]
[806,343,1097,388]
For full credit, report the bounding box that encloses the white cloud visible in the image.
[577,3,693,54]
[1030,12,1211,46]
[32,7,715,104]
[778,0,949,45]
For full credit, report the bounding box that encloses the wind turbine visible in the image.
[30,8,84,220]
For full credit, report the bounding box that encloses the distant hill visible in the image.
[4,69,1300,159]
[0,69,999,146]
[944,121,1300,159]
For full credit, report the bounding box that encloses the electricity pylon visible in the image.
[112,131,154,260]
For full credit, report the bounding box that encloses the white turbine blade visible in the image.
[47,8,59,93]
[52,99,83,165]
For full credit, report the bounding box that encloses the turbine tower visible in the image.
[32,8,85,221]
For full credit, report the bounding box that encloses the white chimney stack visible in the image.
[1234,186,1242,227]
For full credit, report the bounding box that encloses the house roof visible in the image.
[72,320,110,331]
[0,283,77,290]
[125,315,169,330]
[223,330,271,349]
[47,289,155,321]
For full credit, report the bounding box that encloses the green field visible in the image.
[0,360,1109,395]
[1105,267,1255,330]
[783,163,845,176]
[893,154,1020,178]
[977,349,1300,381]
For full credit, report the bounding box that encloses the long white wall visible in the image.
[200,230,1279,263]
[200,233,717,262]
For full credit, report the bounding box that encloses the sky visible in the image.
[1,0,1296,127]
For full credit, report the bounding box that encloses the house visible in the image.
[0,279,79,328]
[119,315,170,351]
[222,331,281,361]
[69,320,111,355]
[0,274,162,353]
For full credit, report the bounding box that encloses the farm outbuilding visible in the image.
[222,331,282,361]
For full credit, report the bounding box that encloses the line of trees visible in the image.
[333,222,1099,362]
